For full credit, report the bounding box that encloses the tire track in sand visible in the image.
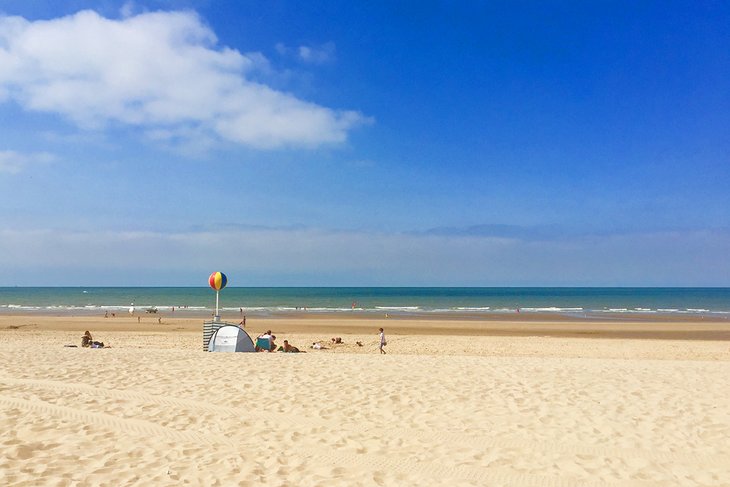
[2,377,725,486]
[3,377,727,468]
[0,395,683,487]
[0,396,233,448]
[0,376,329,429]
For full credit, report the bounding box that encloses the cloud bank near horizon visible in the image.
[1,227,727,286]
[0,10,368,149]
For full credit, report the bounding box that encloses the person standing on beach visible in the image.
[378,328,387,354]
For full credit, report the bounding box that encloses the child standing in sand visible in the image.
[379,328,386,354]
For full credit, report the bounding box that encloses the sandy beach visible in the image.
[1,313,729,486]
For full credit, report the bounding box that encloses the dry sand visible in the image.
[1,314,729,486]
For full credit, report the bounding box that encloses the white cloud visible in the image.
[298,42,336,64]
[0,150,55,174]
[0,10,367,149]
[276,42,336,64]
[274,42,288,56]
[119,2,136,18]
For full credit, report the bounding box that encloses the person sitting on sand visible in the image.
[256,330,273,352]
[331,337,342,344]
[81,331,105,348]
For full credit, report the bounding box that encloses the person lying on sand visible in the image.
[278,340,300,353]
[310,342,327,350]
[331,337,342,344]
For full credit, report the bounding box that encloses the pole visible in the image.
[215,290,220,322]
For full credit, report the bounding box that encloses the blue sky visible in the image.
[0,1,728,286]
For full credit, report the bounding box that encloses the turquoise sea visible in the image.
[0,287,728,318]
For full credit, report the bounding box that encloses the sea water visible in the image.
[0,287,728,317]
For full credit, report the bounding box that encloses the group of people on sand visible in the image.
[80,327,387,353]
[255,330,301,353]
[253,327,387,353]
[310,328,387,353]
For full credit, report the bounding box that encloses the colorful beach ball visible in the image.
[208,271,228,291]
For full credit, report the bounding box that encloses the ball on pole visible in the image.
[209,272,227,291]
